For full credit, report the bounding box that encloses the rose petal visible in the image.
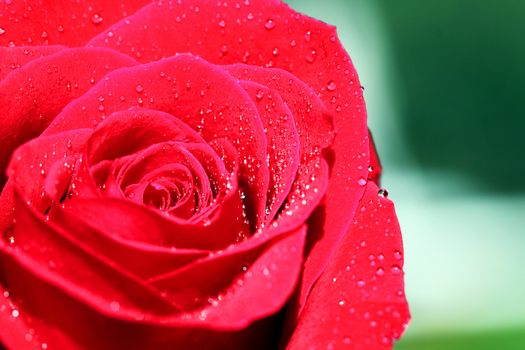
[0,45,65,81]
[87,108,205,165]
[88,0,370,316]
[187,225,307,328]
[147,224,306,315]
[284,183,410,349]
[0,47,138,185]
[61,196,247,251]
[225,64,334,157]
[44,54,269,226]
[1,194,179,318]
[239,80,300,221]
[5,129,91,215]
[0,0,151,46]
[50,205,207,279]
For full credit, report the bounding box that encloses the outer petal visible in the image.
[285,183,410,349]
[0,217,307,350]
[0,47,138,185]
[0,0,151,46]
[88,0,371,317]
[0,45,64,81]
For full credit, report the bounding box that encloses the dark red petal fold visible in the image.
[285,183,409,349]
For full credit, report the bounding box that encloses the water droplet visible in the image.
[135,84,144,93]
[57,25,64,33]
[272,47,279,56]
[255,90,264,101]
[0,28,5,36]
[338,299,345,306]
[327,81,337,91]
[378,188,389,198]
[264,19,275,30]
[304,31,312,42]
[356,280,366,288]
[391,265,402,274]
[11,309,19,318]
[394,250,402,260]
[357,177,367,186]
[218,19,226,28]
[91,13,103,25]
[305,51,316,63]
[109,301,120,312]
[376,267,385,276]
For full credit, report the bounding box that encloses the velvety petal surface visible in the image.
[285,183,410,349]
[0,0,151,46]
[0,47,137,184]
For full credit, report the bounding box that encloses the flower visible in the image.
[0,1,409,349]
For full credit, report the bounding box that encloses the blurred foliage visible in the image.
[395,327,525,350]
[377,0,525,192]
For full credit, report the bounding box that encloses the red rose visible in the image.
[0,1,409,349]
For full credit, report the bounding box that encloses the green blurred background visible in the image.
[285,1,525,349]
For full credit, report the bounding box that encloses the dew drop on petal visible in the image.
[264,19,275,30]
[109,301,120,312]
[135,84,144,93]
[358,177,367,186]
[327,81,337,91]
[0,28,6,35]
[304,31,312,42]
[378,188,389,198]
[391,265,402,274]
[394,250,402,260]
[91,13,104,25]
